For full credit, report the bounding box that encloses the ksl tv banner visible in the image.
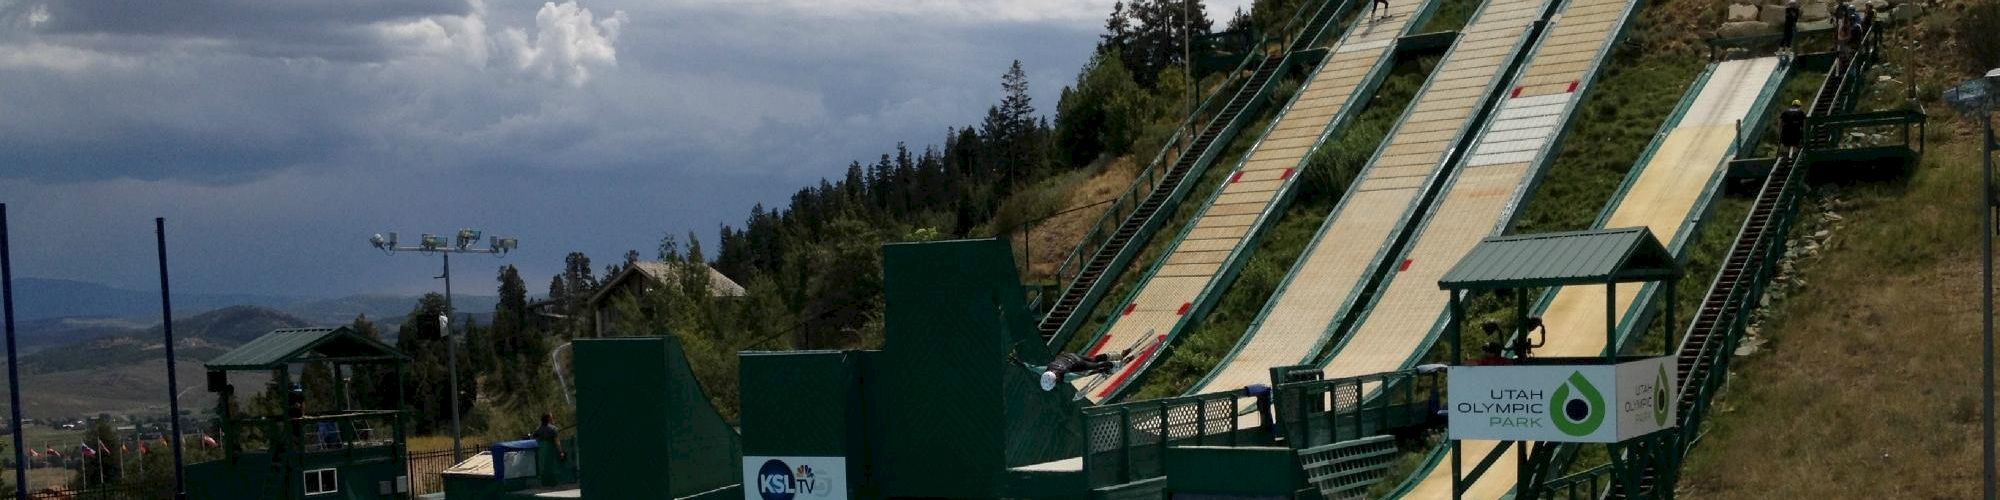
[1447,357,1677,443]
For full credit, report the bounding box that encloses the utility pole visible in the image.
[369,229,518,463]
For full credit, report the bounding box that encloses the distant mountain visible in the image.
[9,277,500,328]
[283,293,499,328]
[10,277,297,322]
[18,305,312,375]
[11,316,150,354]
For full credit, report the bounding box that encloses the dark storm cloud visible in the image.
[0,0,1121,297]
[7,0,468,60]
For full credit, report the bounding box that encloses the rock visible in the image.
[1760,4,1791,23]
[1826,213,1844,221]
[1879,75,1894,82]
[1718,20,1777,38]
[1736,337,1767,356]
[1892,3,1923,19]
[1815,229,1830,239]
[1728,3,1763,21]
[1802,1,1831,20]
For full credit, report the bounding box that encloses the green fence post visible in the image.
[1196,397,1210,446]
[1157,400,1169,479]
[1120,407,1133,484]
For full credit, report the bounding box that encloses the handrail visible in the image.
[1029,0,1342,313]
[1273,368,1440,449]
[1079,390,1251,487]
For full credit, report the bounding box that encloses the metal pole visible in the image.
[2,206,27,500]
[157,218,188,500]
[1976,112,1992,500]
[441,252,462,464]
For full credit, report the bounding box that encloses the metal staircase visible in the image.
[1032,0,1353,344]
[1568,31,1880,500]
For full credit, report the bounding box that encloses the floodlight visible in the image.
[456,228,481,249]
[421,234,447,251]
[491,237,518,253]
[369,233,386,249]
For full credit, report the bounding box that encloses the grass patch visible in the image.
[1678,127,1982,497]
[1126,54,1442,400]
[1418,0,1483,33]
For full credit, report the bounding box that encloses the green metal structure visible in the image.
[188,326,411,500]
[573,335,742,499]
[736,239,1085,498]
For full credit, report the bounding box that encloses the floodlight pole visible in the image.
[370,231,516,464]
[157,218,188,500]
[2,205,28,500]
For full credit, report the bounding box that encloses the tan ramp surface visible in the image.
[1401,56,1785,499]
[1189,0,1552,397]
[1074,0,1430,402]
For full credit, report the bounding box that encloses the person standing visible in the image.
[1780,99,1808,158]
[1781,0,1801,55]
[1372,0,1392,21]
[532,414,566,461]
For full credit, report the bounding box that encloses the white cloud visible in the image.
[502,1,628,86]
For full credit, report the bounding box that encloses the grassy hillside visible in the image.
[1674,4,1996,492]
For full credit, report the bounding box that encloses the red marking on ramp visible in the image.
[1123,303,1137,316]
[1176,302,1192,316]
[1511,87,1523,98]
[1280,168,1296,180]
[1097,334,1168,398]
[1085,335,1113,357]
[1230,171,1244,183]
[1400,259,1413,271]
[1566,80,1579,93]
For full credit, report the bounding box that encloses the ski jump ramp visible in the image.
[1398,56,1789,499]
[1071,0,1437,402]
[1191,0,1559,397]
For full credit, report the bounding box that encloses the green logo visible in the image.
[1654,364,1671,426]
[1551,371,1606,436]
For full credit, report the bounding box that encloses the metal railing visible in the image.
[1274,369,1440,449]
[1027,0,1345,315]
[0,482,174,500]
[1080,390,1253,488]
[407,442,489,495]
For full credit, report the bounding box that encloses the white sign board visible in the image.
[1447,357,1676,443]
[744,456,849,500]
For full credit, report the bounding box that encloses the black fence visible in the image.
[0,481,174,500]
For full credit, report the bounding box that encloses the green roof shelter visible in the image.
[1438,227,1681,365]
[1436,228,1684,500]
[190,326,413,500]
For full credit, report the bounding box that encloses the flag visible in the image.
[98,439,109,456]
[159,435,169,446]
[139,441,149,455]
[28,448,37,458]
[120,440,129,453]
[79,443,95,458]
[46,447,59,458]
[201,434,219,448]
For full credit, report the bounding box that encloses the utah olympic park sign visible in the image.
[1447,357,1677,443]
[744,456,848,500]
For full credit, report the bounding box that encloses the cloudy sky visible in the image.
[0,0,1249,299]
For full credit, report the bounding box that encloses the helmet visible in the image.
[1792,99,1803,107]
[1040,371,1059,391]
